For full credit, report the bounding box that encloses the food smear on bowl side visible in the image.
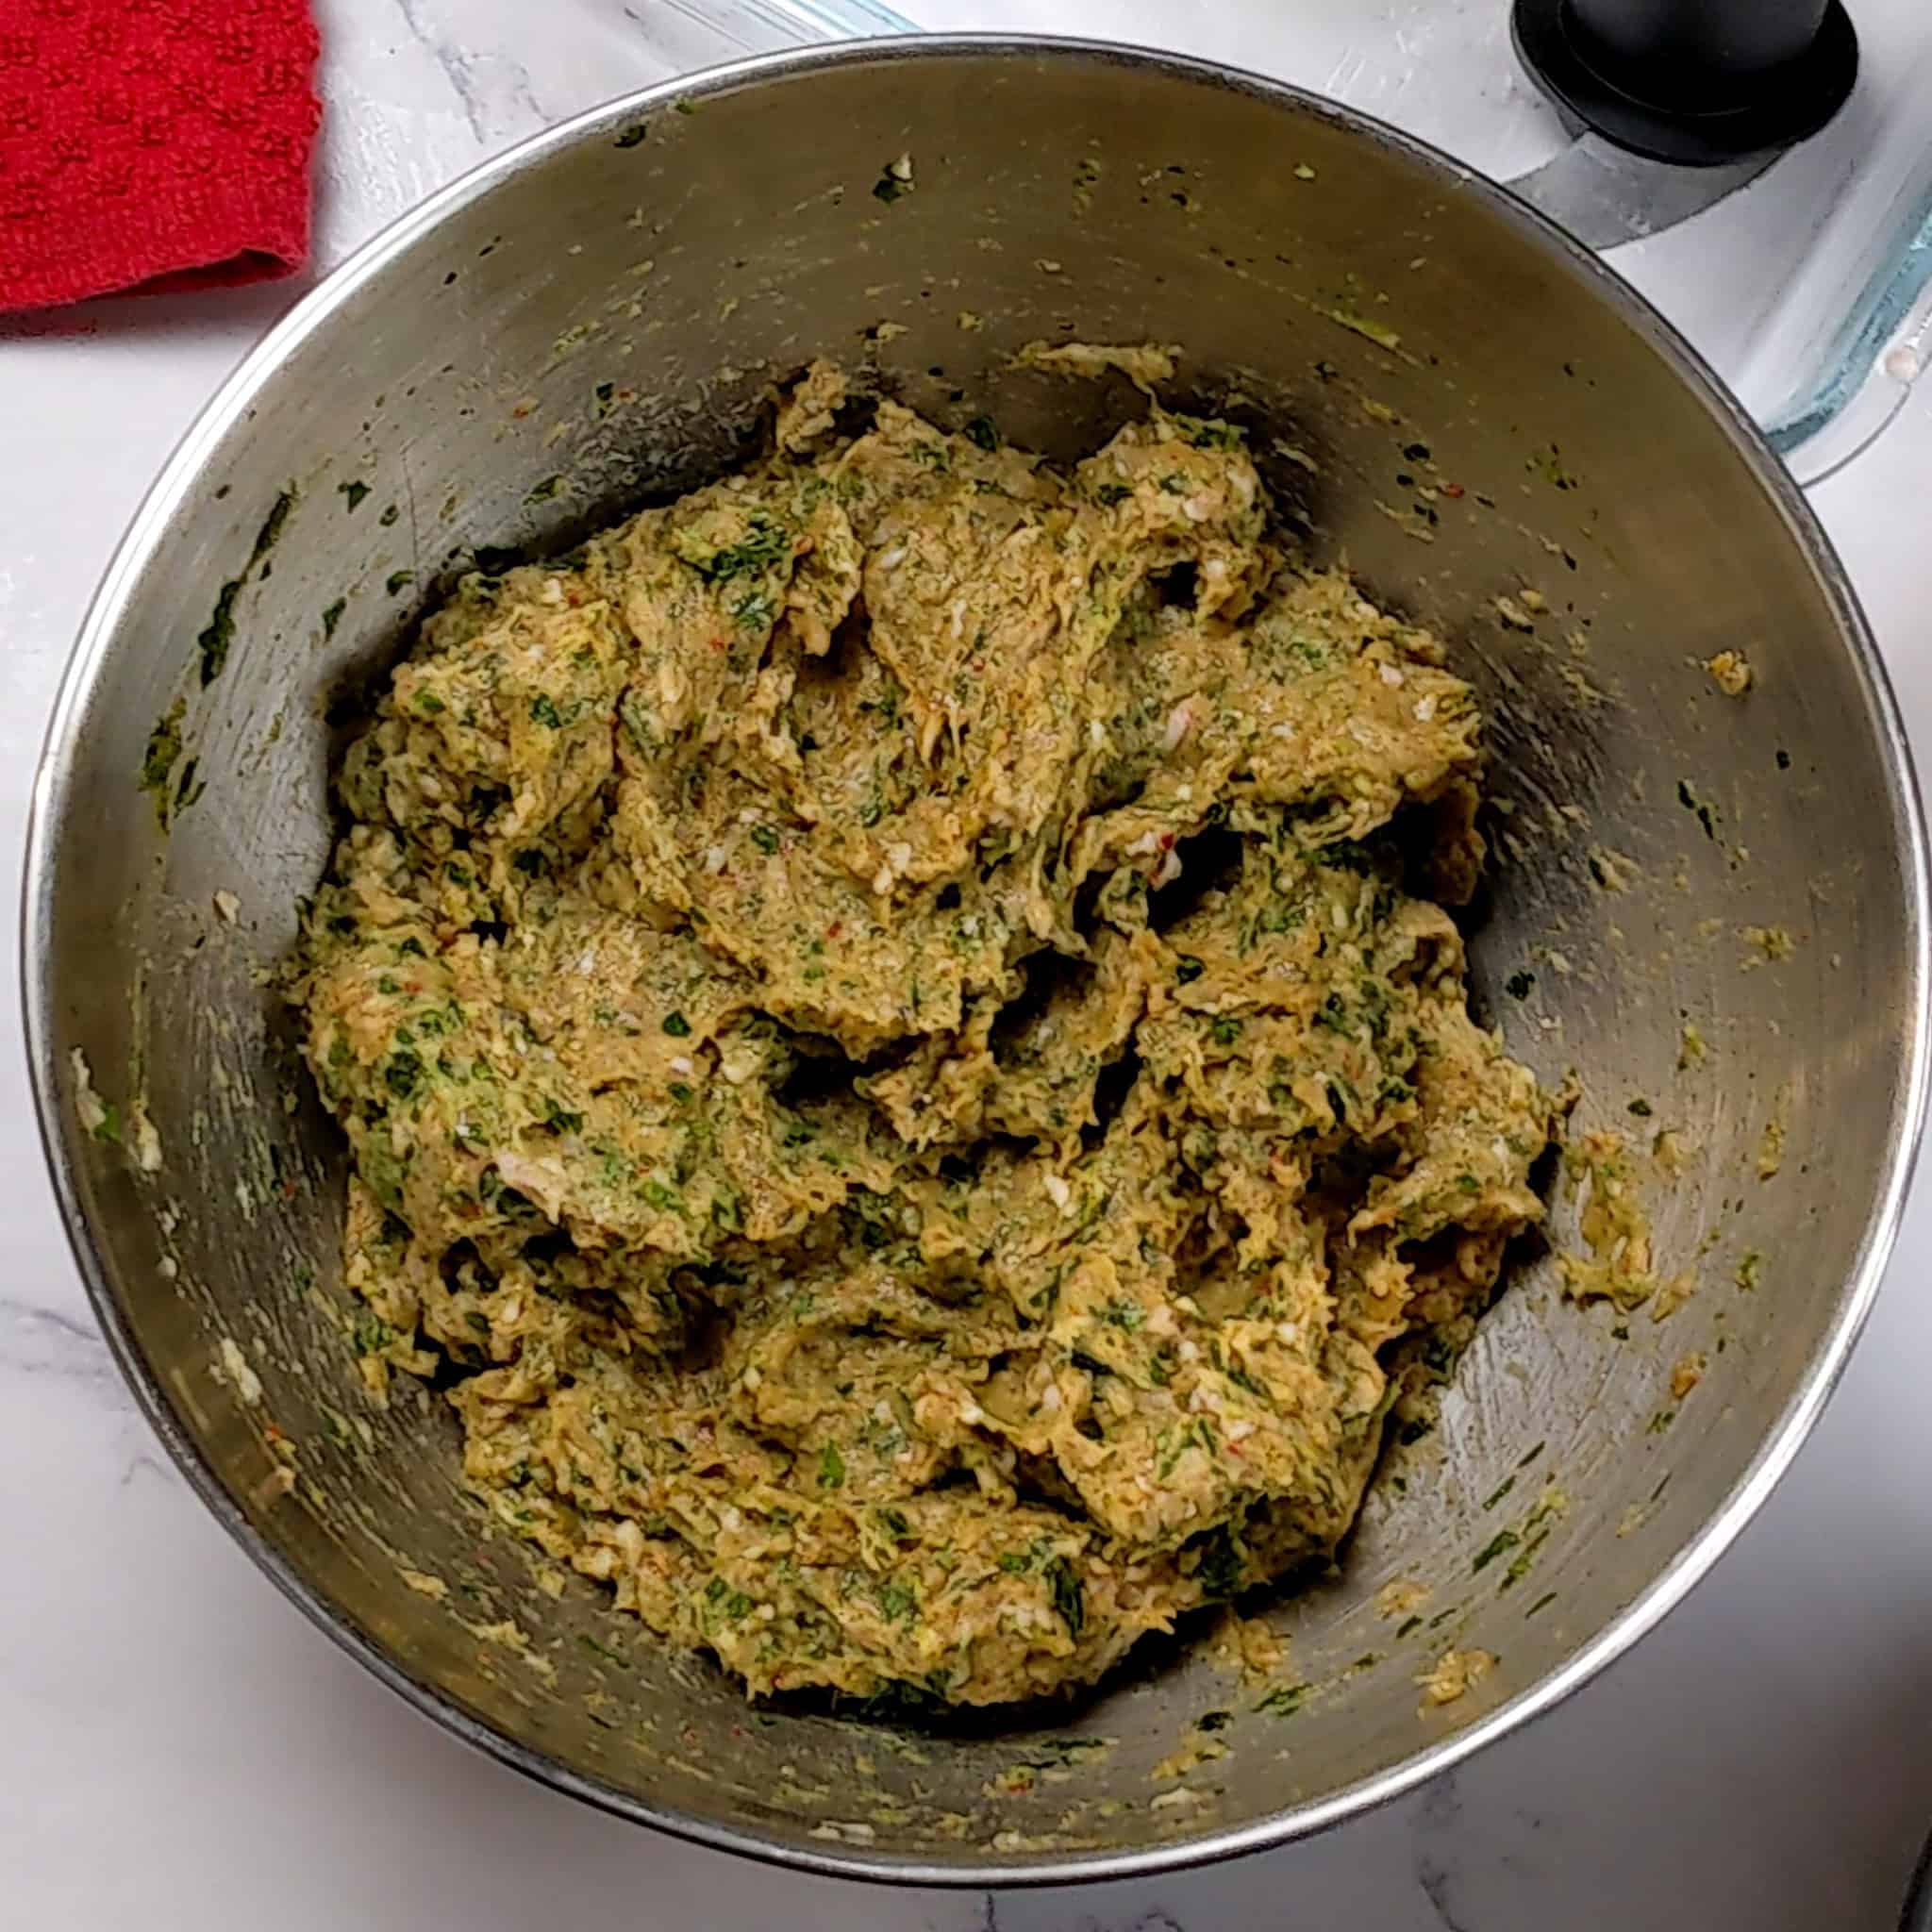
[290,356,1558,1708]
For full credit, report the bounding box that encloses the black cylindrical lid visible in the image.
[1513,0,1858,165]
[1572,0,1830,95]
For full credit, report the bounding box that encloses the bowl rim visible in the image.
[22,30,1932,1889]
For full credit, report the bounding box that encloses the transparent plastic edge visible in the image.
[735,0,919,40]
[1767,203,1932,486]
[652,0,916,58]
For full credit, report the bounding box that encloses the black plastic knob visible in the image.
[1513,0,1858,165]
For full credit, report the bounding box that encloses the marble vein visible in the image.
[0,1294,119,1391]
[392,0,549,149]
[1412,1773,1476,1932]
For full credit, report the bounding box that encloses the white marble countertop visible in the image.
[6,4,1932,1926]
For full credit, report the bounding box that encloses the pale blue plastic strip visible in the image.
[1763,206,1932,483]
[659,0,916,50]
[758,0,919,32]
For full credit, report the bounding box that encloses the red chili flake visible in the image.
[709,635,727,653]
[1441,482,1465,499]
[825,922,842,940]
[1158,831,1175,850]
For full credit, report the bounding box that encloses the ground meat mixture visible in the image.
[292,356,1556,1707]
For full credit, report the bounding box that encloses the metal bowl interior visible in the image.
[25,38,1927,1884]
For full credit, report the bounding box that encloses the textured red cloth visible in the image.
[0,0,322,314]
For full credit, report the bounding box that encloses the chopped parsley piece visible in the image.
[1472,1528,1520,1574]
[383,1050,424,1100]
[1044,1557,1085,1636]
[682,513,791,583]
[1255,1683,1308,1718]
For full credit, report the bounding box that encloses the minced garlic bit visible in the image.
[1669,1351,1707,1400]
[70,1047,108,1137]
[1014,338,1178,389]
[129,1102,163,1174]
[1558,1130,1669,1312]
[217,1336,262,1406]
[1704,649,1752,696]
[1419,1647,1496,1707]
[1740,924,1794,967]
[1375,1576,1431,1619]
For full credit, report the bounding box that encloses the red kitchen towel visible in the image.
[0,0,322,314]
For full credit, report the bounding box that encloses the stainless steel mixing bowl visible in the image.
[24,37,1929,1885]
